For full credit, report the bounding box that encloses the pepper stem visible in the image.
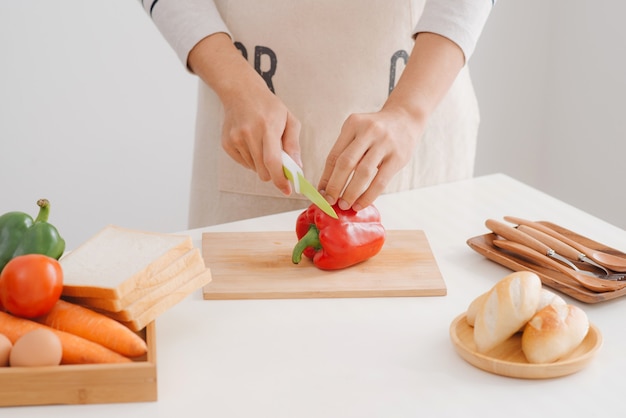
[292,225,321,264]
[34,199,51,223]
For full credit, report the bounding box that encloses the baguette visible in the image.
[473,271,542,353]
[522,303,589,364]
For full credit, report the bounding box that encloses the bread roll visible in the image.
[466,292,488,327]
[473,271,542,353]
[536,288,566,311]
[522,303,589,364]
[467,287,562,328]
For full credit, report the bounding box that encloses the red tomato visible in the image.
[0,254,63,318]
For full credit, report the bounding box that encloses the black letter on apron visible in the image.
[234,41,248,60]
[389,50,409,96]
[254,46,277,93]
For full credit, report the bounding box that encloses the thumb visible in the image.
[281,112,302,166]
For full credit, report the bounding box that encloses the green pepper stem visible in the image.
[292,225,321,264]
[34,199,51,223]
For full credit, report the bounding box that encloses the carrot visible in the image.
[33,299,147,358]
[0,311,131,364]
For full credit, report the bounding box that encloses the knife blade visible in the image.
[281,151,338,219]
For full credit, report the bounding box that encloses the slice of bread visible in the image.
[118,268,213,331]
[63,248,205,312]
[87,264,211,322]
[60,225,193,299]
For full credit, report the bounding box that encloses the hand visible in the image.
[188,33,301,195]
[318,106,423,211]
[219,77,301,195]
[319,32,465,211]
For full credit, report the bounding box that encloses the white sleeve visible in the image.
[140,0,231,68]
[413,0,496,61]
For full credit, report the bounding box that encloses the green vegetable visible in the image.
[0,199,65,273]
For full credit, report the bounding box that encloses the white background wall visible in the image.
[1,1,624,251]
[471,0,626,228]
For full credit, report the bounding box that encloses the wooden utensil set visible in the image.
[468,217,626,302]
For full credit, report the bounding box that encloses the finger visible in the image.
[319,119,368,203]
[336,147,383,209]
[318,117,356,195]
[221,122,261,170]
[223,119,271,182]
[271,113,301,195]
[350,160,395,211]
[281,113,302,166]
[261,113,301,195]
[223,141,255,170]
[264,140,291,196]
[317,153,336,201]
[248,138,272,182]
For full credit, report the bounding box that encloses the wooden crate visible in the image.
[0,321,157,406]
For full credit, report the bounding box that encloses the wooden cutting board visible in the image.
[202,230,445,300]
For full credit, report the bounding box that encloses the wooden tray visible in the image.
[202,230,445,300]
[0,322,157,406]
[467,221,626,303]
[449,313,602,379]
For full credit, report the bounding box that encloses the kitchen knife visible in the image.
[485,219,586,271]
[517,224,613,276]
[504,216,626,273]
[282,151,338,219]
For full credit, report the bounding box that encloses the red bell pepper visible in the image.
[292,203,385,270]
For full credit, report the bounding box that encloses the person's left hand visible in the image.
[317,105,424,211]
[318,32,466,212]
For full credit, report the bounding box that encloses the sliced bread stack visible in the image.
[59,225,211,331]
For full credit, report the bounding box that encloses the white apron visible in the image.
[188,0,480,228]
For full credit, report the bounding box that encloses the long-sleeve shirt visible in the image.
[138,0,497,228]
[141,0,495,69]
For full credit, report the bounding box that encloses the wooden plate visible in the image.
[449,313,602,379]
[467,221,626,303]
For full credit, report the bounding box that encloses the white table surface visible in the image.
[8,173,626,417]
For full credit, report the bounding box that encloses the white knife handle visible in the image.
[281,151,302,194]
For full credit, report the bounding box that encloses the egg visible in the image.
[9,329,63,367]
[0,333,11,366]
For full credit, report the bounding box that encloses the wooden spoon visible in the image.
[485,219,595,275]
[516,225,625,279]
[492,238,626,293]
[504,216,626,273]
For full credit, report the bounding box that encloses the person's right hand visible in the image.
[219,73,301,195]
[188,32,301,196]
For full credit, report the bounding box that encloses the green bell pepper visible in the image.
[0,199,65,273]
